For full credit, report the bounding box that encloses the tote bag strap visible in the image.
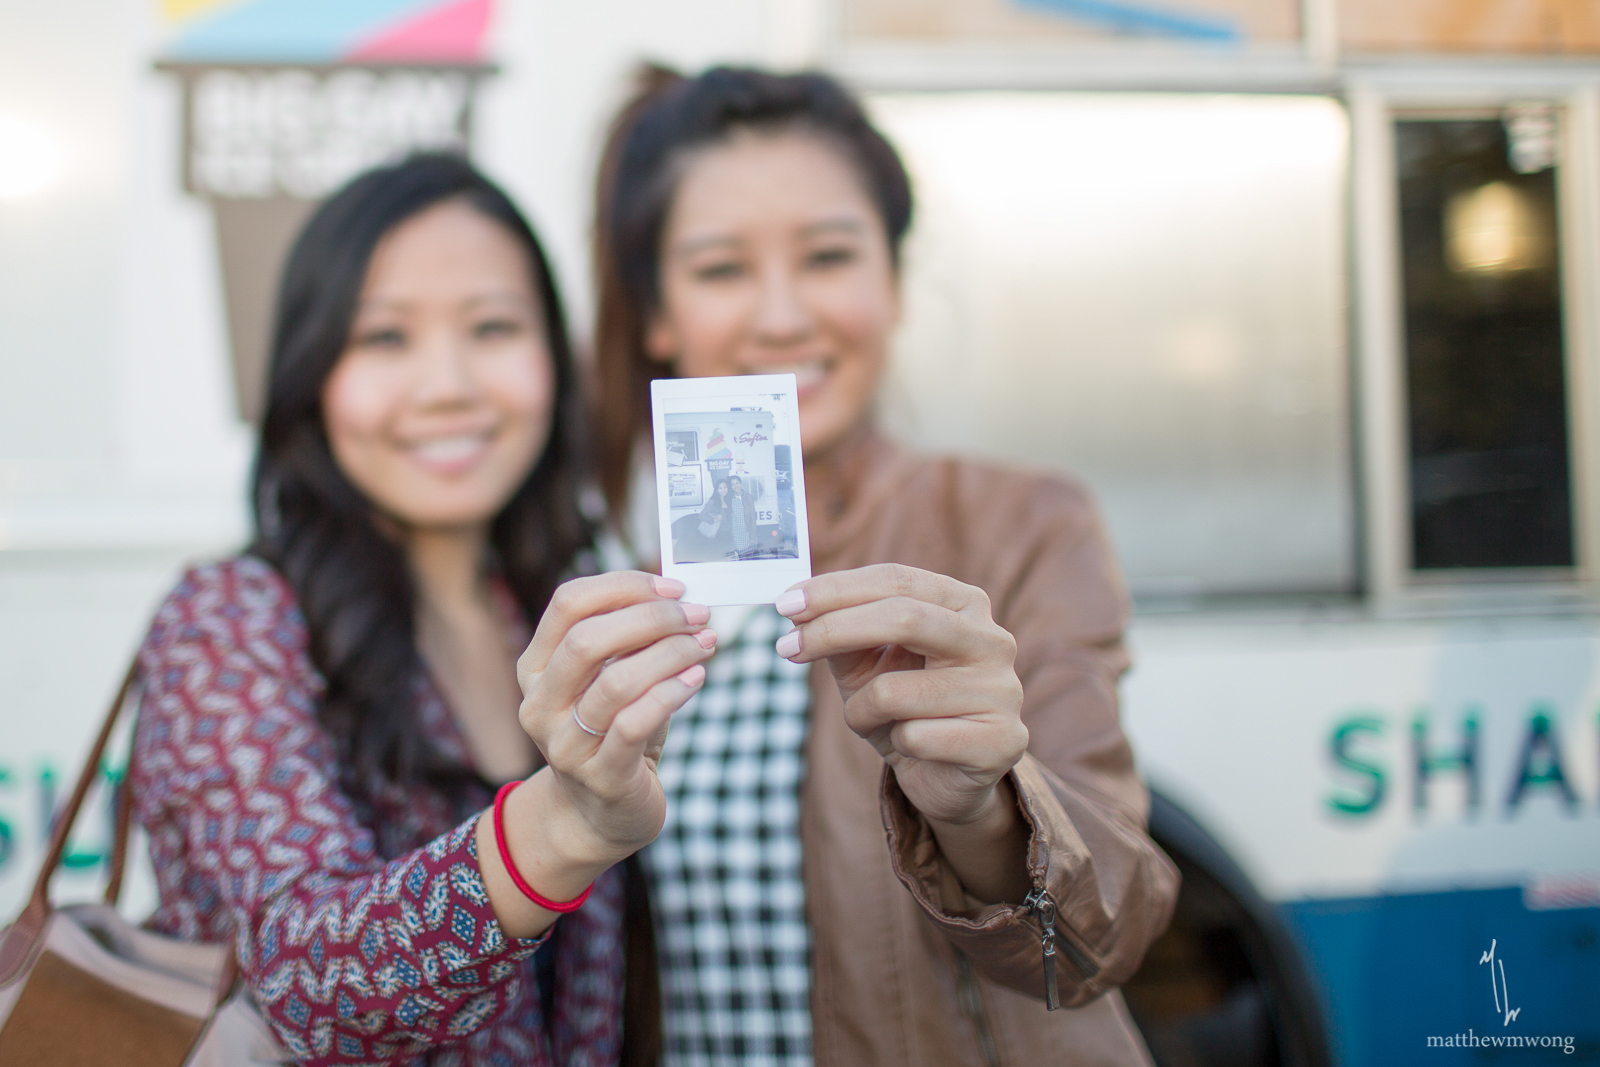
[27,659,142,914]
[13,656,252,1013]
[104,749,137,907]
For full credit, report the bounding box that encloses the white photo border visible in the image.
[651,374,812,606]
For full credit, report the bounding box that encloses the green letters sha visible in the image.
[1327,716,1386,816]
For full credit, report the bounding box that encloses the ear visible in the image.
[644,312,679,366]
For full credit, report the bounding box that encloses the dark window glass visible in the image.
[1395,116,1573,571]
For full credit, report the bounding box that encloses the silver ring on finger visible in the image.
[572,706,607,738]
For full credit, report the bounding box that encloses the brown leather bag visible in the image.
[0,664,288,1066]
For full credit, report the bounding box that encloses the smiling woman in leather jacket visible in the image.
[590,66,1181,1066]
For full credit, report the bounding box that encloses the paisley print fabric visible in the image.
[131,557,624,1067]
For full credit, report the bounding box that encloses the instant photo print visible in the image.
[651,374,812,605]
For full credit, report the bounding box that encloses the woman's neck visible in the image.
[406,521,535,782]
[803,417,877,531]
[406,524,492,617]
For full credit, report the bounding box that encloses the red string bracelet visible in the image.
[492,781,593,913]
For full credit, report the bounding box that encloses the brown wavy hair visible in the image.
[590,64,915,527]
[252,153,592,789]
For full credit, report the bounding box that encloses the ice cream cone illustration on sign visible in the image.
[155,0,497,421]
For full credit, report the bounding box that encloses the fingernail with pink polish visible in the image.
[775,629,801,659]
[677,664,706,687]
[774,588,806,618]
[682,603,711,625]
[653,576,686,598]
[694,628,717,649]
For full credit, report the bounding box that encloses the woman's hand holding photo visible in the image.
[476,571,716,937]
[773,563,1033,905]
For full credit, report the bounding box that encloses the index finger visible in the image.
[521,571,687,674]
[774,563,985,623]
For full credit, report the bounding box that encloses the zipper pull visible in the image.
[1023,886,1060,1011]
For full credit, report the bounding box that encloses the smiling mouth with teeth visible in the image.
[771,362,830,394]
[408,433,493,468]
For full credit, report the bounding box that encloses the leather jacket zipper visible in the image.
[1022,885,1061,1011]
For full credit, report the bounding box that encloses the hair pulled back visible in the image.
[592,64,915,522]
[251,153,591,789]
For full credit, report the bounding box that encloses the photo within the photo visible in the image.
[664,409,799,565]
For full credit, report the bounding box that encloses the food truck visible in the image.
[2,1,1598,1065]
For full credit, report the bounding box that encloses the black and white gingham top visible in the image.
[641,605,814,1067]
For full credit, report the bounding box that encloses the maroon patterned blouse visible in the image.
[130,556,625,1067]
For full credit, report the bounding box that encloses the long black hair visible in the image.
[591,65,915,521]
[250,153,591,788]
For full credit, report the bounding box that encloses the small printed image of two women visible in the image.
[666,411,800,564]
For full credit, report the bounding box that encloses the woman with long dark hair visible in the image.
[687,477,734,560]
[130,154,715,1066]
[592,68,1179,1065]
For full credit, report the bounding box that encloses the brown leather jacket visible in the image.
[623,433,1179,1066]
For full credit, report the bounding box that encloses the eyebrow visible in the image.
[670,216,868,258]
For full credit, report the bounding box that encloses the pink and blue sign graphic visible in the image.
[1014,0,1239,42]
[159,0,493,62]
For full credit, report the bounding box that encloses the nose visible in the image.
[751,260,813,348]
[412,326,478,408]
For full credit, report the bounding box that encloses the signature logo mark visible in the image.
[1479,940,1521,1025]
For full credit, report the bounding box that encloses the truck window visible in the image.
[868,94,1354,600]
[1394,113,1574,572]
